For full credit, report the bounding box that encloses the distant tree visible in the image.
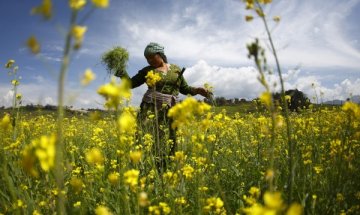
[226,99,234,105]
[44,104,57,110]
[240,98,247,103]
[215,97,227,106]
[273,89,310,112]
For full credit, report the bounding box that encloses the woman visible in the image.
[115,42,210,170]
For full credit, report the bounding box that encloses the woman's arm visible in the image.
[179,75,210,98]
[115,66,152,89]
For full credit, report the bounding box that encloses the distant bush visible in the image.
[273,89,310,112]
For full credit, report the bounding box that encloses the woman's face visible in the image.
[145,53,163,68]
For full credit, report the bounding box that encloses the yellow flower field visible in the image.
[1,0,360,214]
[1,101,359,214]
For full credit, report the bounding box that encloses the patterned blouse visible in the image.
[115,64,196,97]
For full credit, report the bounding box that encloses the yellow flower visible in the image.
[264,191,283,210]
[199,186,209,192]
[285,95,291,102]
[245,15,254,22]
[97,78,132,109]
[81,69,96,86]
[175,197,187,205]
[203,197,226,214]
[69,0,87,10]
[27,36,40,54]
[129,151,142,164]
[261,0,272,4]
[97,81,120,98]
[72,25,87,49]
[95,206,113,215]
[85,148,104,165]
[313,165,323,174]
[33,135,56,172]
[182,164,194,179]
[149,202,171,215]
[5,59,15,68]
[17,199,24,208]
[118,109,137,133]
[91,0,109,8]
[265,169,275,181]
[159,202,171,215]
[286,203,303,215]
[259,91,272,108]
[148,205,160,215]
[108,172,120,185]
[16,93,22,100]
[73,201,81,208]
[242,204,265,215]
[145,70,162,87]
[31,0,52,20]
[168,97,211,129]
[174,151,186,162]
[245,0,254,9]
[32,210,41,215]
[72,25,87,40]
[203,82,214,93]
[249,187,261,198]
[0,114,12,130]
[342,102,360,118]
[336,193,345,202]
[255,8,265,17]
[11,79,20,86]
[70,177,84,193]
[138,191,149,207]
[273,16,281,22]
[124,169,140,188]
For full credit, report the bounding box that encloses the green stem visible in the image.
[55,10,78,214]
[12,84,18,140]
[254,51,276,192]
[257,2,293,202]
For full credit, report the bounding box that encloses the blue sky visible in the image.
[1,0,360,108]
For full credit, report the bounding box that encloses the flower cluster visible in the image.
[168,97,211,129]
[203,197,226,214]
[148,202,171,215]
[124,169,140,190]
[145,70,162,88]
[97,78,132,109]
[22,134,56,176]
[81,68,96,86]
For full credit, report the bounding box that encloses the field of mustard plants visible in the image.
[1,0,360,214]
[1,97,360,214]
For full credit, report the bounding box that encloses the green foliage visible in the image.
[101,46,129,76]
[273,89,311,112]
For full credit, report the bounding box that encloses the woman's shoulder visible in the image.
[138,66,154,74]
[169,64,181,72]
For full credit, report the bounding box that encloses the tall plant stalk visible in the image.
[255,1,294,203]
[55,10,78,214]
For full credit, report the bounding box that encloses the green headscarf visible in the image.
[144,42,165,57]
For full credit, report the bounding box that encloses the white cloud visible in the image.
[185,60,263,99]
[107,0,360,70]
[0,90,14,107]
[32,75,45,84]
[43,97,55,106]
[1,60,359,109]
[182,60,360,103]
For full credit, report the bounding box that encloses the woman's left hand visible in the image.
[194,87,212,98]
